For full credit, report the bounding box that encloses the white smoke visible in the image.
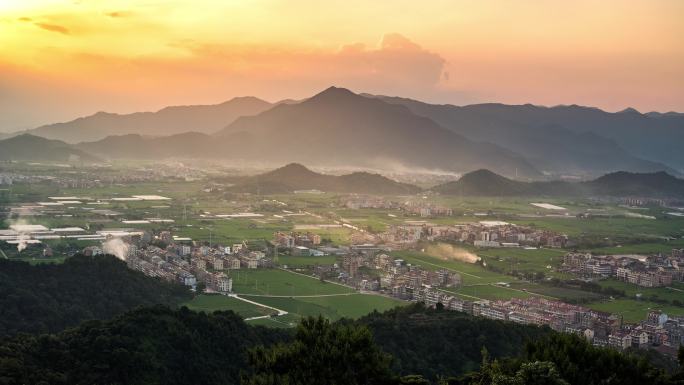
[425,243,480,264]
[102,238,130,261]
[6,218,31,252]
[16,233,29,252]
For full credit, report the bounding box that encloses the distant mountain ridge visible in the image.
[24,97,273,143]
[6,86,683,177]
[0,134,100,163]
[370,95,682,175]
[225,163,422,195]
[433,169,684,198]
[216,86,541,178]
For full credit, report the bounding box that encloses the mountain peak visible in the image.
[309,86,358,102]
[618,107,641,115]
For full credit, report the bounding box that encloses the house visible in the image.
[608,332,632,350]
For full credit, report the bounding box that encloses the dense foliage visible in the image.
[0,306,288,385]
[357,304,553,379]
[0,254,192,335]
[1,303,681,385]
[455,334,681,385]
[243,316,396,385]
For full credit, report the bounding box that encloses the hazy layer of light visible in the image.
[0,0,682,130]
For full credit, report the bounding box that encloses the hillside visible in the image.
[0,255,191,336]
[227,163,422,195]
[373,95,683,175]
[76,132,223,159]
[0,304,551,384]
[218,87,540,178]
[1,304,675,385]
[25,97,273,143]
[0,134,100,163]
[433,169,684,198]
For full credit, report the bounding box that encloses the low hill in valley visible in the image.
[0,134,100,163]
[433,169,684,198]
[227,163,422,195]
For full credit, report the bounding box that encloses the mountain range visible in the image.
[1,86,683,178]
[23,97,272,143]
[372,95,683,174]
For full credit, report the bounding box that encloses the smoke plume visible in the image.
[425,243,480,264]
[6,218,31,252]
[102,238,130,261]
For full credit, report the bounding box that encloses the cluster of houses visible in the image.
[412,288,683,355]
[272,231,326,256]
[562,250,684,287]
[342,195,453,217]
[86,233,273,293]
[313,252,462,294]
[377,221,568,249]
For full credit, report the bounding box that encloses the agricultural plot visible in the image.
[477,247,566,274]
[277,254,338,267]
[390,249,514,285]
[510,216,684,241]
[586,299,684,323]
[588,239,684,255]
[230,269,353,296]
[241,293,405,321]
[183,294,275,318]
[441,284,534,301]
[596,279,684,303]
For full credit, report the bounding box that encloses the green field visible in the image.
[231,269,354,296]
[588,240,684,255]
[596,279,684,303]
[586,299,684,323]
[390,249,515,285]
[241,293,406,321]
[183,294,274,318]
[477,247,566,274]
[277,254,338,267]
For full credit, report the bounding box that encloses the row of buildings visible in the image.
[563,250,684,287]
[410,286,683,355]
[377,221,568,249]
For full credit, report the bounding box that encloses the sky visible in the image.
[0,0,683,131]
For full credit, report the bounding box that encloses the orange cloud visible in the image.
[34,22,70,34]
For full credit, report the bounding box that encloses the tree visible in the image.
[242,316,396,385]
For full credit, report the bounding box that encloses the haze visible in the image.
[1,0,683,131]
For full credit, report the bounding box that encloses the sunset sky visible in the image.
[1,0,683,131]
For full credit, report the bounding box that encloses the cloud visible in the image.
[335,33,447,89]
[105,11,133,18]
[34,22,70,34]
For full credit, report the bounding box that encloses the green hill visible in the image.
[0,255,191,336]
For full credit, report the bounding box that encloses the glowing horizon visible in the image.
[1,0,682,130]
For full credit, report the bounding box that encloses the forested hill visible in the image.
[2,305,679,385]
[356,305,552,379]
[0,255,192,336]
